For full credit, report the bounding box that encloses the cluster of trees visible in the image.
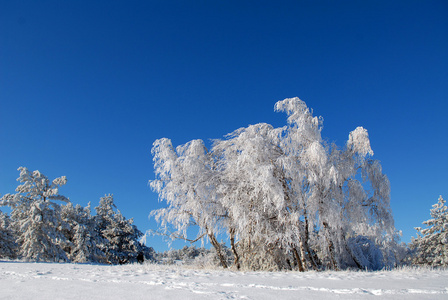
[150,97,403,271]
[0,167,152,264]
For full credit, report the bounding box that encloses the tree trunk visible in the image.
[298,239,309,271]
[342,235,363,270]
[323,221,338,270]
[304,242,319,271]
[208,232,228,269]
[292,247,305,272]
[229,228,240,270]
[303,213,319,271]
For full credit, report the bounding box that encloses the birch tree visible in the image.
[213,123,297,270]
[150,97,398,271]
[150,138,229,268]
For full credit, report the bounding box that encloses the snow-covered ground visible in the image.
[1,261,447,299]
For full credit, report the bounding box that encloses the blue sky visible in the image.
[1,1,447,251]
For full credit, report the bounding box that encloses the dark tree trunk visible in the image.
[229,228,240,270]
[292,247,305,272]
[208,232,228,269]
[323,221,338,270]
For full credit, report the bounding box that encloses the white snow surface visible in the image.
[1,261,447,299]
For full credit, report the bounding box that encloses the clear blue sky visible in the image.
[1,1,447,251]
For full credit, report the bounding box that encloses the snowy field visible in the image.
[1,261,447,300]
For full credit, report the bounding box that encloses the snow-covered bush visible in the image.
[155,245,233,269]
[346,236,384,270]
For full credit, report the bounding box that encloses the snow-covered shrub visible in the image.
[155,245,233,269]
[346,236,384,270]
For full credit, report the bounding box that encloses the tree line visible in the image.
[0,167,152,264]
[1,97,445,270]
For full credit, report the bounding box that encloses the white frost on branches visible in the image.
[347,126,374,157]
[150,97,400,271]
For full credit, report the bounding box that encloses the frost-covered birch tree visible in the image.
[150,138,229,268]
[150,97,398,271]
[273,98,396,270]
[213,123,296,270]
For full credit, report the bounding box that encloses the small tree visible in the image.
[61,202,106,263]
[95,194,145,264]
[0,167,69,262]
[0,210,18,259]
[412,195,448,267]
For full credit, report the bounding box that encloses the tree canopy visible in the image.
[150,97,400,271]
